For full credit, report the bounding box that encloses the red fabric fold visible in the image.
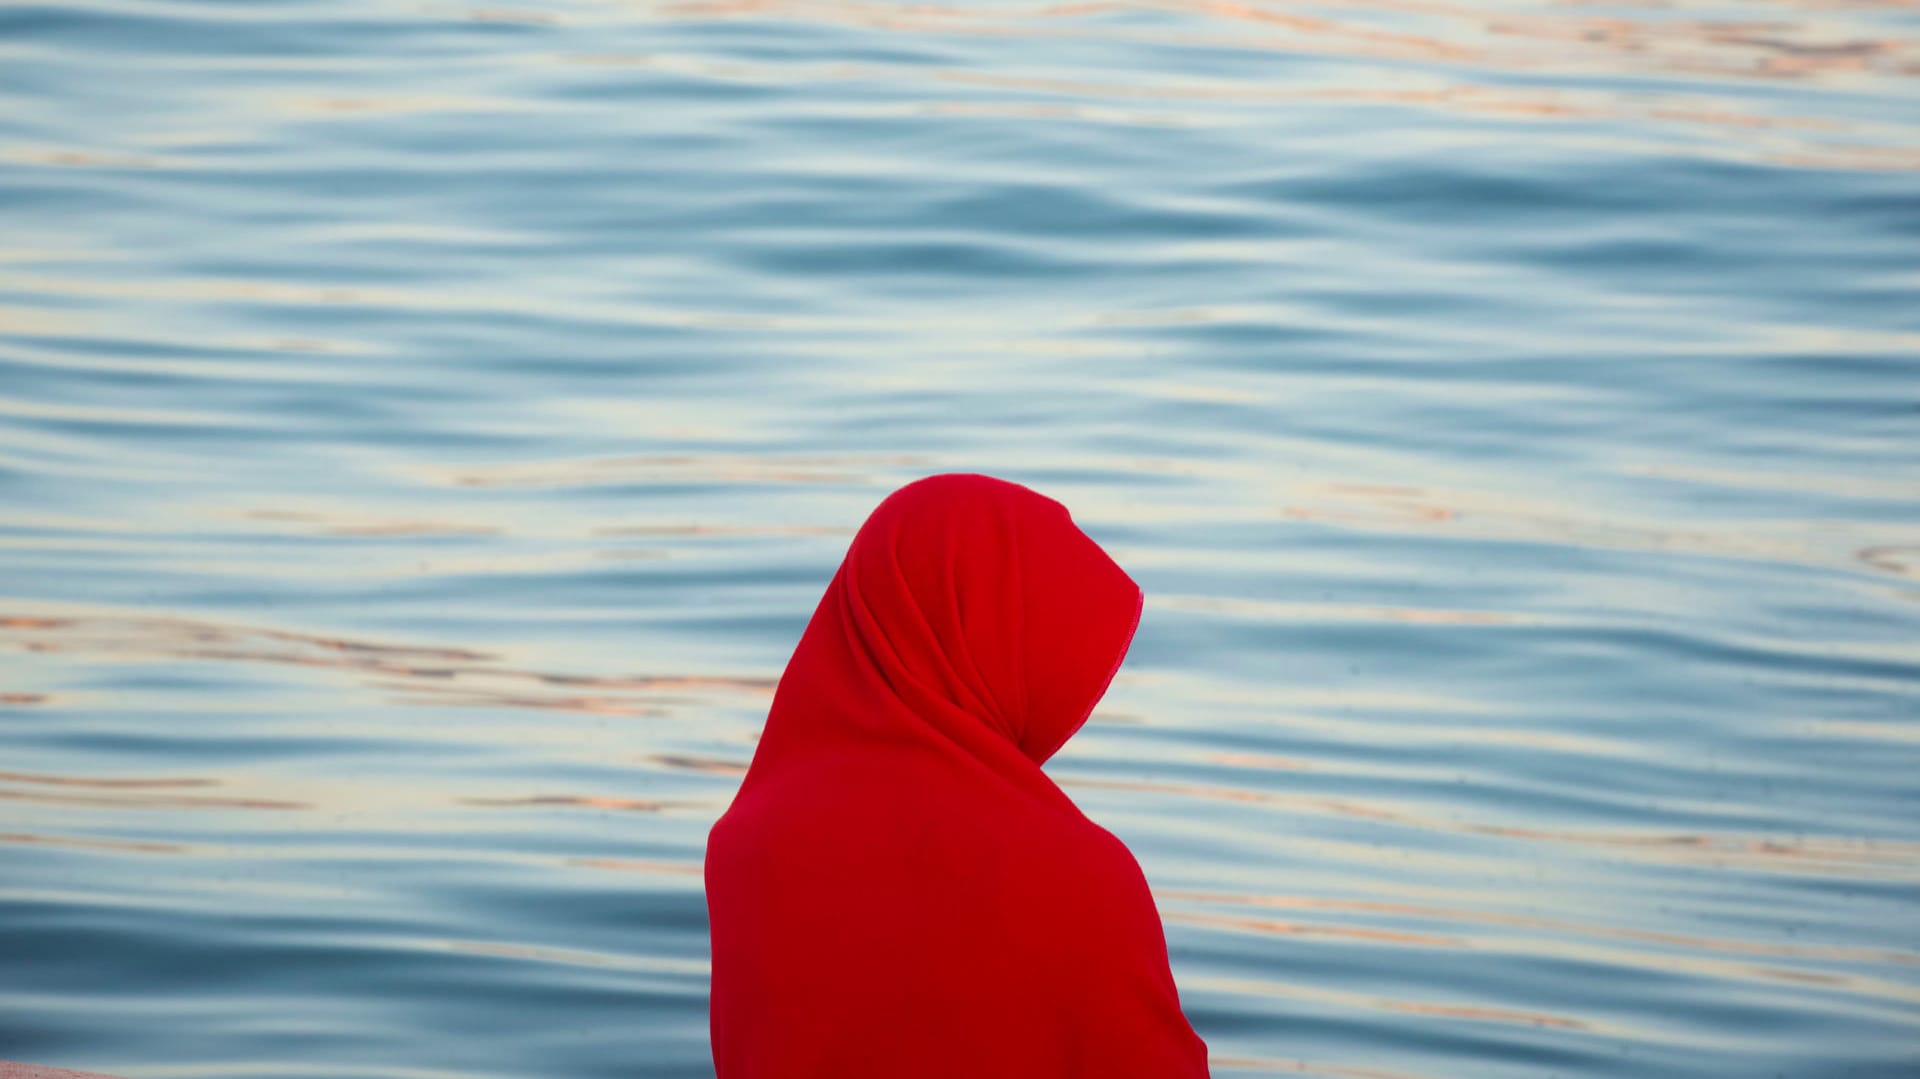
[706,472,1210,1078]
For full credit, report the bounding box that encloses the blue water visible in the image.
[2,1,1918,1076]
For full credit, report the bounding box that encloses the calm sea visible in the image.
[2,1,1917,1076]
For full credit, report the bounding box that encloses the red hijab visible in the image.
[705,473,1210,1078]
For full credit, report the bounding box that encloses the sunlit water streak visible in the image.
[2,0,1917,1076]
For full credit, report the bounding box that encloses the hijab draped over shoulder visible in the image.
[705,472,1211,1078]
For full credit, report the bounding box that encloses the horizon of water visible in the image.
[2,1,1918,1077]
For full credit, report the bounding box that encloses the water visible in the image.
[2,0,1917,1075]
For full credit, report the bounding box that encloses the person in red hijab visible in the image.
[705,472,1211,1078]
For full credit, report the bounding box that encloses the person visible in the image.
[705,472,1211,1078]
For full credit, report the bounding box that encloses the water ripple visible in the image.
[3,0,1916,1076]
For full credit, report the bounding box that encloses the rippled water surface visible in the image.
[3,0,1919,1075]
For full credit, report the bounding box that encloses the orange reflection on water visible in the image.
[1204,751,1314,771]
[1159,593,1524,626]
[0,830,190,855]
[644,753,750,776]
[0,1059,133,1079]
[662,0,1920,85]
[394,685,670,717]
[0,147,182,170]
[570,855,704,877]
[1209,1057,1438,1079]
[1383,997,1585,1029]
[426,451,929,490]
[274,93,549,119]
[0,770,213,790]
[1202,0,1920,82]
[386,668,776,717]
[1859,545,1920,578]
[1061,772,1449,826]
[1192,969,1595,1032]
[0,609,775,721]
[1156,887,1920,968]
[1163,884,1920,1009]
[1467,823,1920,878]
[1272,476,1920,584]
[594,523,855,538]
[644,0,1920,170]
[1168,909,1463,947]
[0,787,307,812]
[1063,772,1920,880]
[244,509,501,539]
[460,794,694,812]
[1807,719,1920,744]
[464,8,562,27]
[0,304,88,337]
[424,936,705,976]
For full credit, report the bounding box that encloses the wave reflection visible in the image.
[0,610,775,719]
[638,0,1920,168]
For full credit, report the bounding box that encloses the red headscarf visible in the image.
[705,472,1210,1078]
